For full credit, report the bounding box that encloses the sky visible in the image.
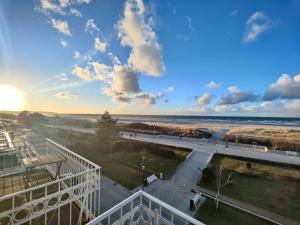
[0,0,300,117]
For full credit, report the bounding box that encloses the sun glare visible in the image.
[0,85,23,111]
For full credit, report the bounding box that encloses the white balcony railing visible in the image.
[0,139,101,225]
[88,190,205,225]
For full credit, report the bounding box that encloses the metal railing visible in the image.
[88,190,205,225]
[0,139,101,225]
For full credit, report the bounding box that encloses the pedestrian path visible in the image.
[122,132,300,166]
[195,186,300,225]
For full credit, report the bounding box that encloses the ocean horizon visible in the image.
[60,114,300,127]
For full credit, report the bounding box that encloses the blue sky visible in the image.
[0,0,299,116]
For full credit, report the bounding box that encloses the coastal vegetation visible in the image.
[222,127,300,151]
[119,122,213,139]
[198,154,300,222]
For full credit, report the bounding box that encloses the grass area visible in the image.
[34,126,190,190]
[199,155,300,222]
[111,139,190,178]
[196,199,273,225]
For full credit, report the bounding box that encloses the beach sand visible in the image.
[119,121,300,151]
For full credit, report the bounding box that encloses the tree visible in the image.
[215,166,233,210]
[95,111,119,146]
[17,111,48,126]
[17,111,29,123]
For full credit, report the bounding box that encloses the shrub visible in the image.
[202,167,215,184]
[246,162,252,170]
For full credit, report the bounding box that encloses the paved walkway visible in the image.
[143,151,212,216]
[100,175,131,212]
[195,186,300,225]
[121,132,300,167]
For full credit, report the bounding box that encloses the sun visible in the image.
[0,85,23,111]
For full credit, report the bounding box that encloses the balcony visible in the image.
[88,190,205,225]
[0,135,101,225]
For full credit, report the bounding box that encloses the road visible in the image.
[121,132,300,166]
[143,151,212,216]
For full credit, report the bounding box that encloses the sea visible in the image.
[61,114,300,127]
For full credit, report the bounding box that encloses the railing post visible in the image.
[154,209,159,225]
[130,200,133,224]
[139,193,143,222]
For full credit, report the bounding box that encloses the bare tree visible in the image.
[215,165,233,209]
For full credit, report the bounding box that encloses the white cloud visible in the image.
[99,64,171,106]
[77,0,93,4]
[39,0,63,14]
[111,66,140,94]
[90,61,113,81]
[206,81,220,89]
[51,19,71,36]
[69,8,82,17]
[165,86,174,93]
[114,56,121,65]
[58,0,69,8]
[55,92,78,99]
[187,16,195,32]
[60,38,68,47]
[263,73,300,100]
[240,104,257,112]
[242,12,272,43]
[72,65,92,80]
[55,73,68,81]
[256,100,300,117]
[94,37,107,52]
[85,19,100,35]
[219,87,259,105]
[197,93,213,106]
[228,86,240,94]
[117,0,165,76]
[214,105,237,113]
[134,92,163,105]
[73,51,81,59]
[38,0,83,16]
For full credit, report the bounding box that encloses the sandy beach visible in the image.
[118,120,300,151]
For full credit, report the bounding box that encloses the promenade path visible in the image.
[143,151,212,216]
[195,186,300,225]
[121,132,300,166]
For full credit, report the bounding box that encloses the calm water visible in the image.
[62,114,300,127]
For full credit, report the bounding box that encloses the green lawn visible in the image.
[112,146,188,178]
[196,199,273,225]
[199,155,300,222]
[35,126,190,190]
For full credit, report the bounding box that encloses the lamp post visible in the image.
[142,165,145,187]
[141,150,146,189]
